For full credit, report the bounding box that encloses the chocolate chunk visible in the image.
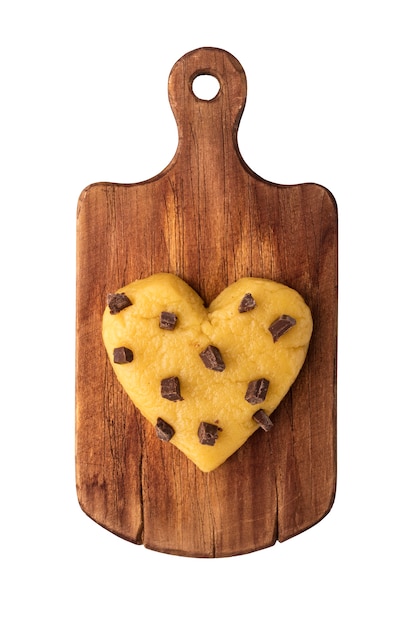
[113,346,133,364]
[199,345,225,372]
[107,292,132,314]
[159,311,178,330]
[238,293,256,313]
[198,421,221,446]
[155,417,175,442]
[245,378,270,404]
[161,376,183,401]
[252,409,274,431]
[268,314,296,342]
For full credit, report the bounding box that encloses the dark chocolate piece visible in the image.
[107,292,132,314]
[245,378,270,404]
[199,345,225,372]
[155,417,175,442]
[238,293,256,313]
[252,409,274,431]
[113,346,133,364]
[268,314,296,342]
[161,376,183,401]
[159,311,178,330]
[198,421,221,446]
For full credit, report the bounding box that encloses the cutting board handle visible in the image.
[168,47,247,162]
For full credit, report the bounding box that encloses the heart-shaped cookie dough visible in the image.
[102,273,313,472]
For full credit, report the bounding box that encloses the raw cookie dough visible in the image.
[102,273,313,472]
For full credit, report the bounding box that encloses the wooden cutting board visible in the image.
[76,47,337,557]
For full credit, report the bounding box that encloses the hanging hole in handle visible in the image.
[191,74,221,101]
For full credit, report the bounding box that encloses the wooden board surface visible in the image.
[76,47,337,557]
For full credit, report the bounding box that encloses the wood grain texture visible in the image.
[76,47,337,557]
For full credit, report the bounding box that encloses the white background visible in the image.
[1,1,416,624]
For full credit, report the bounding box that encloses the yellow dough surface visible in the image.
[102,273,313,472]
